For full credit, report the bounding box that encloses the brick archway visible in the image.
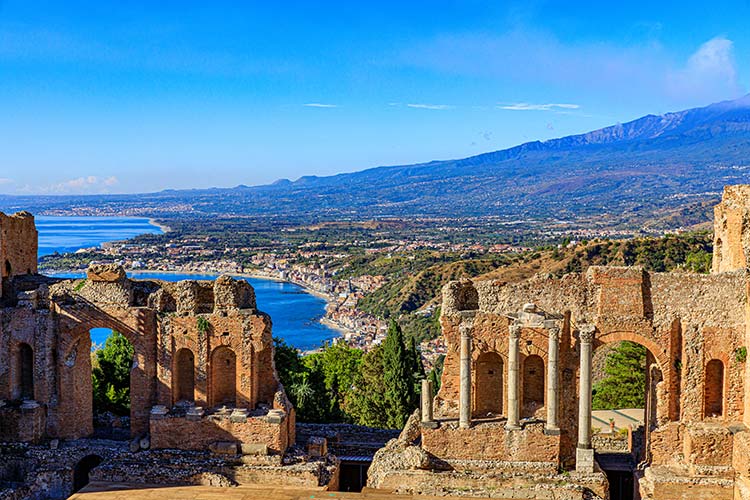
[55,305,157,439]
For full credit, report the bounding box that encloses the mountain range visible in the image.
[4,94,750,227]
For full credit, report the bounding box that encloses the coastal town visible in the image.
[43,228,460,365]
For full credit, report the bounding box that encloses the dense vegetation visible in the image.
[592,341,647,410]
[92,331,134,416]
[274,320,430,427]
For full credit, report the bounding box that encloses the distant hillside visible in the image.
[3,95,750,227]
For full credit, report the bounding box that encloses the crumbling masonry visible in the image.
[369,185,750,499]
[0,213,294,455]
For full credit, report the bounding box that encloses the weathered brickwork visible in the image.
[0,211,37,300]
[370,186,750,499]
[0,218,294,458]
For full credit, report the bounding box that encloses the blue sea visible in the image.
[37,216,162,257]
[39,217,339,350]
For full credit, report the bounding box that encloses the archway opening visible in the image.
[591,339,658,500]
[4,259,11,277]
[704,359,724,418]
[16,343,34,400]
[91,329,134,440]
[522,354,544,417]
[474,351,503,417]
[210,346,237,407]
[174,348,196,405]
[72,455,103,493]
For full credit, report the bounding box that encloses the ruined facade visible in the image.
[0,222,294,456]
[371,185,750,500]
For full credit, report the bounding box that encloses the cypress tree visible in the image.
[405,335,425,408]
[382,319,412,428]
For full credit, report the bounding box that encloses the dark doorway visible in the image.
[597,453,635,500]
[73,455,103,493]
[4,260,11,277]
[338,459,370,492]
[604,469,634,500]
[17,343,34,400]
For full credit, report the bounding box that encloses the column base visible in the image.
[459,420,472,429]
[421,421,439,429]
[504,423,521,431]
[544,426,560,435]
[576,447,595,473]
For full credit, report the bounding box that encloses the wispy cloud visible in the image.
[399,31,747,108]
[406,103,453,110]
[18,175,120,194]
[0,178,13,185]
[303,103,338,108]
[666,37,742,102]
[498,102,580,111]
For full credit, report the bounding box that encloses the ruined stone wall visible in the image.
[712,184,750,273]
[0,262,293,455]
[434,264,748,473]
[0,211,38,280]
[150,413,290,453]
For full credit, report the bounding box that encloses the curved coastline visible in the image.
[125,268,358,341]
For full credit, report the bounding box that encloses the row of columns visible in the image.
[456,319,563,433]
[450,319,596,472]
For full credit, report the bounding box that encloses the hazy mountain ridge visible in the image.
[3,95,750,227]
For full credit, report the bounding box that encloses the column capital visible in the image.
[545,320,561,341]
[578,324,596,344]
[509,323,522,339]
[459,321,473,338]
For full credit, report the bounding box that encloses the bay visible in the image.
[36,216,163,257]
[38,217,339,350]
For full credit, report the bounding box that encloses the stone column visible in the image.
[459,323,473,429]
[545,320,560,434]
[421,379,436,427]
[576,324,596,473]
[505,323,521,430]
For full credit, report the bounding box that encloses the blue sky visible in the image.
[0,1,749,194]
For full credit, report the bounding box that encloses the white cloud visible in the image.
[498,103,580,111]
[399,31,747,108]
[19,175,120,194]
[303,103,338,108]
[666,37,743,102]
[0,178,13,185]
[406,103,453,110]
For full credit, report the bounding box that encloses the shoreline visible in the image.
[148,218,172,234]
[114,268,360,343]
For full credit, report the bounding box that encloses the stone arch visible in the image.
[592,331,669,464]
[704,359,724,418]
[173,348,195,404]
[15,343,34,400]
[473,351,503,417]
[72,454,103,493]
[522,354,545,415]
[56,306,155,439]
[210,346,237,407]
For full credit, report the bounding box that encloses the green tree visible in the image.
[92,331,134,415]
[592,341,647,410]
[346,345,389,427]
[382,319,417,428]
[319,342,363,420]
[428,354,445,392]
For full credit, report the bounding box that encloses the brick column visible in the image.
[505,323,521,430]
[576,324,596,473]
[459,323,473,429]
[545,320,560,434]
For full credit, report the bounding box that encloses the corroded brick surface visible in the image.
[0,219,293,458]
